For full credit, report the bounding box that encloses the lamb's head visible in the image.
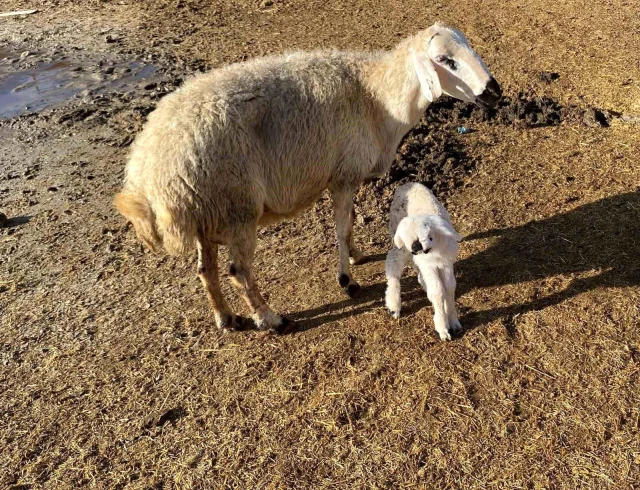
[412,23,502,108]
[394,215,462,256]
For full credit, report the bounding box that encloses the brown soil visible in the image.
[1,1,639,489]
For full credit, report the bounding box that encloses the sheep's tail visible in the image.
[114,191,164,253]
[114,190,197,255]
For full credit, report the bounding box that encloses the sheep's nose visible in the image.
[411,241,423,255]
[476,77,502,108]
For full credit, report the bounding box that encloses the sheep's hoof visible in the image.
[219,313,250,332]
[388,309,400,319]
[349,250,366,265]
[338,273,361,298]
[449,319,462,332]
[273,316,295,335]
[346,282,361,298]
[338,273,350,288]
[254,307,289,331]
[437,329,452,341]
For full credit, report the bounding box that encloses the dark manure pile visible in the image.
[356,94,613,214]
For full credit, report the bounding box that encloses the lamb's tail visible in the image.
[114,191,163,253]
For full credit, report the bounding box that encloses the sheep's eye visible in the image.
[429,237,433,242]
[435,56,456,70]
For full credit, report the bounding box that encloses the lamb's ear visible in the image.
[412,50,442,103]
[393,232,404,248]
[393,219,409,249]
[393,228,405,249]
[434,216,463,242]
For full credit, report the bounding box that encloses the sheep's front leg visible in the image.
[441,266,462,333]
[196,239,244,330]
[385,247,410,318]
[421,268,451,341]
[331,187,361,297]
[227,226,289,332]
[348,207,366,265]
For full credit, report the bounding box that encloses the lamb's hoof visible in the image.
[388,309,400,319]
[449,319,462,332]
[219,314,250,332]
[437,329,452,341]
[273,316,295,335]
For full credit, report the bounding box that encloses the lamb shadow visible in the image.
[455,189,639,335]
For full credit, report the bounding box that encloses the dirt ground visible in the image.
[1,1,639,489]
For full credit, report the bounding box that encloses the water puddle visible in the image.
[0,49,158,118]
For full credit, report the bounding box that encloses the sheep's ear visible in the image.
[412,50,442,103]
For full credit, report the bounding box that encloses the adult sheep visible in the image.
[114,22,502,331]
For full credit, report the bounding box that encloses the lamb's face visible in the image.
[411,220,436,255]
[394,216,436,255]
[394,215,462,256]
[425,24,502,108]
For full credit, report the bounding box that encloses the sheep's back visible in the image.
[125,50,378,205]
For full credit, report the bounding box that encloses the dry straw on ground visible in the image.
[1,0,639,488]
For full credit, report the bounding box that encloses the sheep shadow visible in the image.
[290,189,639,334]
[0,215,32,229]
[288,275,429,333]
[356,252,387,264]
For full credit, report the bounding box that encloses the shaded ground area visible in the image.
[1,1,639,489]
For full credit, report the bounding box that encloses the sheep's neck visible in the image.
[359,44,430,177]
[363,42,430,133]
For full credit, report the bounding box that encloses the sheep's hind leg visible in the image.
[196,239,246,331]
[227,225,289,332]
[385,247,409,319]
[331,187,361,297]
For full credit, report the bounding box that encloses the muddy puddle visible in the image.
[0,48,158,118]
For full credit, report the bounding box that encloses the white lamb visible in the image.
[385,183,463,340]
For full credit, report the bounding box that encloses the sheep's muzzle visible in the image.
[476,77,502,109]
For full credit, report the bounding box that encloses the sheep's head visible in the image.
[412,23,502,108]
[394,215,462,256]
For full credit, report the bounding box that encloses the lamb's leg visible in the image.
[441,266,462,333]
[331,187,360,297]
[385,247,410,319]
[227,226,289,331]
[348,206,366,265]
[412,261,428,292]
[196,239,244,330]
[422,268,451,341]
